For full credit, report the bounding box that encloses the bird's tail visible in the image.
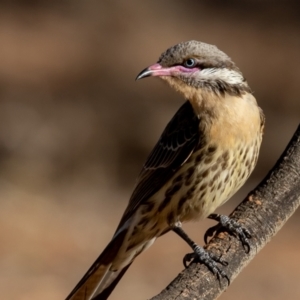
[66,229,131,300]
[92,263,132,300]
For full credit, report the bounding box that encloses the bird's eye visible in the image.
[183,58,196,68]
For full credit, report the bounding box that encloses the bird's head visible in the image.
[136,40,250,100]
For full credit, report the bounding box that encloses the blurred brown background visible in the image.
[0,1,299,299]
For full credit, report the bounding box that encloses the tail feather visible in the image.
[66,229,127,300]
[93,263,132,300]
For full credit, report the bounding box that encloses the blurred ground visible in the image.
[0,1,299,299]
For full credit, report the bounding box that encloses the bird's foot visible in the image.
[204,223,222,244]
[172,224,229,283]
[205,214,251,252]
[184,245,229,283]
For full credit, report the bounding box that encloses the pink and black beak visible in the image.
[136,63,172,80]
[136,63,198,80]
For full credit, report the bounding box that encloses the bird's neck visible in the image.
[189,87,256,116]
[189,89,261,145]
[162,76,251,112]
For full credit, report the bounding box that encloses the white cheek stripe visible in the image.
[200,68,244,85]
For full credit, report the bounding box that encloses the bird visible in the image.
[66,40,265,300]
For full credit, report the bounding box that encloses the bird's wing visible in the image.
[66,101,201,300]
[116,100,200,231]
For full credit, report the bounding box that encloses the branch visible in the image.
[149,124,300,300]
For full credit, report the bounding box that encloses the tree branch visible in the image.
[149,124,300,300]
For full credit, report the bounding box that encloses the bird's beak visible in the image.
[136,63,172,80]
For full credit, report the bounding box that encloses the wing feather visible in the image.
[116,101,200,231]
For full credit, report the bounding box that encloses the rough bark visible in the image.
[149,124,300,300]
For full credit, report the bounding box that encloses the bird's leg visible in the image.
[205,214,251,252]
[172,222,229,283]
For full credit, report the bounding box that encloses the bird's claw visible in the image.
[207,214,251,253]
[204,223,222,244]
[183,252,196,268]
[183,245,229,284]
